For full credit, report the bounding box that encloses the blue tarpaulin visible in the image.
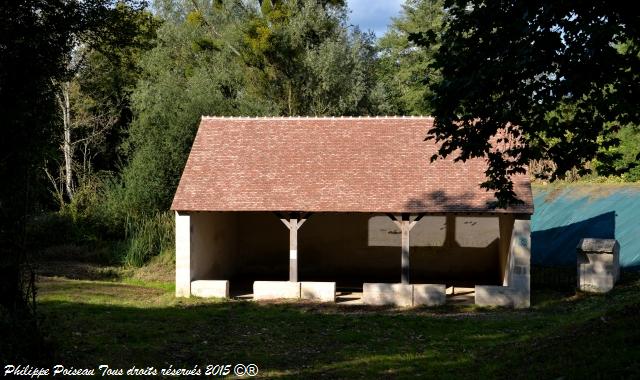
[531,184,640,269]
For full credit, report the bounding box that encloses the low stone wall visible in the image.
[413,284,446,306]
[191,280,229,298]
[253,281,301,300]
[362,283,446,307]
[301,282,336,302]
[362,283,413,306]
[253,281,336,302]
[475,285,528,308]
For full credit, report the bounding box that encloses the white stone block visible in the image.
[413,284,446,306]
[579,273,615,293]
[475,285,529,308]
[301,282,335,302]
[362,283,413,307]
[577,239,620,293]
[253,281,301,300]
[191,280,229,298]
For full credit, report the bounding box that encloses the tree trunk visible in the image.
[60,82,74,200]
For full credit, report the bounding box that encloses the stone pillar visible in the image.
[577,238,619,293]
[175,211,191,297]
[507,218,531,307]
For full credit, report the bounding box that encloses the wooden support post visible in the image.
[289,217,298,282]
[401,214,410,284]
[387,213,424,285]
[276,212,311,282]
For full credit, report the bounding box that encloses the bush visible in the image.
[27,174,175,267]
[123,212,174,267]
[26,176,122,252]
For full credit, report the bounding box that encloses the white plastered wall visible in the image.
[175,212,239,297]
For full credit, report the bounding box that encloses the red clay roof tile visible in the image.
[171,116,533,214]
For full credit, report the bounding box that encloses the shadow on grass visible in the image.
[39,299,507,379]
[34,274,640,379]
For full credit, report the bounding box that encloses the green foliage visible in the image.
[243,0,379,116]
[417,0,640,205]
[376,0,445,115]
[121,8,274,215]
[123,212,174,267]
[301,29,378,116]
[0,0,74,236]
[27,175,174,268]
[71,9,159,175]
[119,0,380,215]
[594,125,640,182]
[26,174,123,253]
[0,1,158,341]
[0,0,82,314]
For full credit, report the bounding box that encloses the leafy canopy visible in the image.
[414,0,640,205]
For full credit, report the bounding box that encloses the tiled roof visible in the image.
[171,116,533,214]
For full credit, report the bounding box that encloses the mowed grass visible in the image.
[37,273,640,379]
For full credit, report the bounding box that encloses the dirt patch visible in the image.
[246,298,518,319]
[35,260,124,281]
[34,243,118,263]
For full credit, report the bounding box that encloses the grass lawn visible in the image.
[36,271,640,379]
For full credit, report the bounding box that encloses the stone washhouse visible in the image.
[171,116,534,308]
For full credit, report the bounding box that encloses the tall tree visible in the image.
[0,0,77,313]
[121,1,274,214]
[415,1,640,205]
[51,3,157,202]
[376,0,445,115]
[243,0,378,116]
[1,0,154,361]
[121,0,380,214]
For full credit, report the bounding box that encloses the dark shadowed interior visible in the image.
[188,212,509,294]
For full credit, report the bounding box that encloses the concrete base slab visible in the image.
[301,282,336,302]
[413,284,446,306]
[191,280,229,298]
[253,281,301,300]
[362,283,413,307]
[475,285,529,308]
